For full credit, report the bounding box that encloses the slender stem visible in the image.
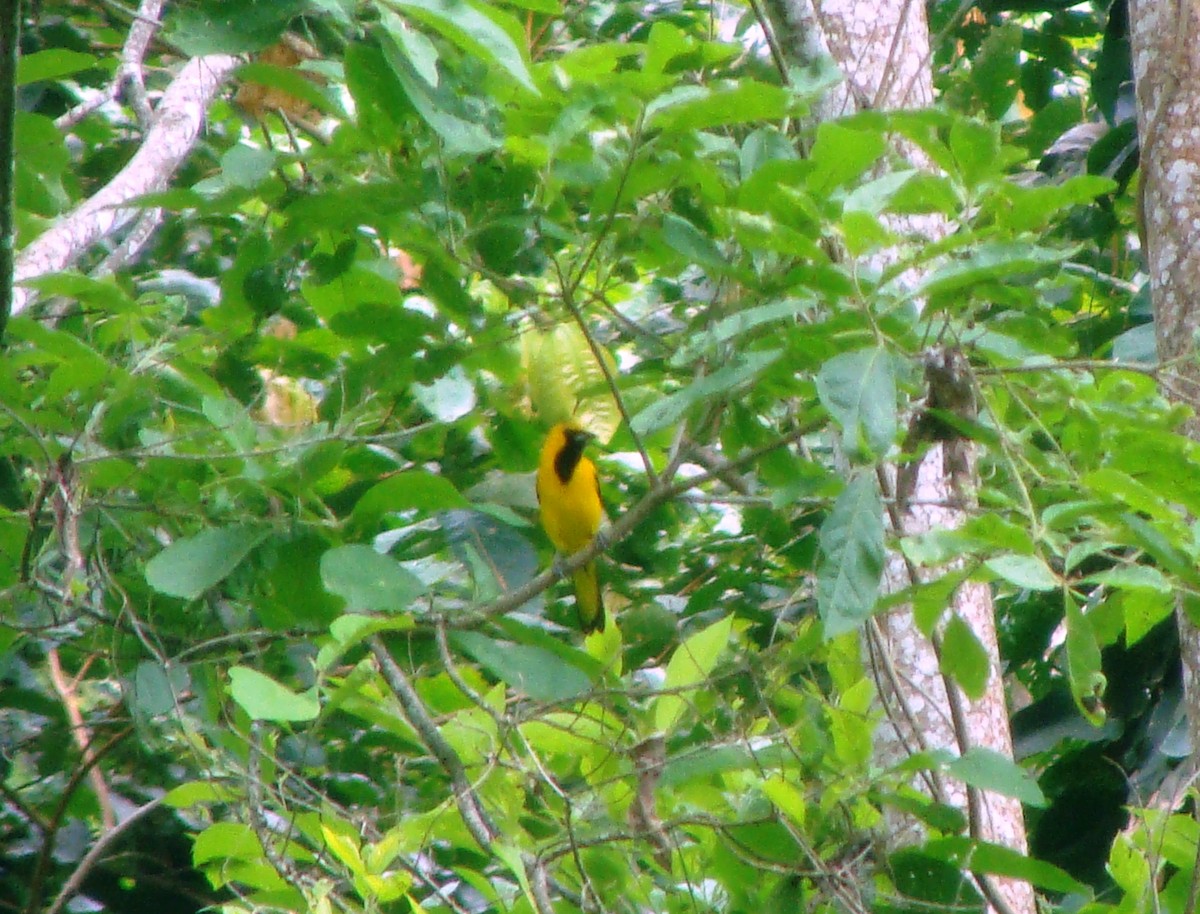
[0,0,20,345]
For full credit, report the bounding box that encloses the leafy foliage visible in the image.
[0,1,1187,914]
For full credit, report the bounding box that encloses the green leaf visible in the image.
[498,0,559,11]
[192,822,263,864]
[817,474,884,638]
[380,28,500,155]
[885,172,961,216]
[807,123,886,195]
[167,0,308,54]
[229,666,320,722]
[202,395,261,470]
[163,781,238,809]
[949,119,1001,188]
[761,775,806,827]
[1112,323,1157,363]
[887,847,979,908]
[16,49,98,86]
[816,348,898,457]
[317,614,415,672]
[132,661,188,717]
[145,526,268,599]
[661,213,726,271]
[940,615,990,700]
[1065,594,1105,724]
[18,272,137,313]
[839,210,893,256]
[413,365,477,422]
[675,298,814,361]
[908,569,971,635]
[391,18,441,86]
[1084,467,1177,524]
[631,349,782,436]
[1121,590,1175,646]
[352,471,470,530]
[643,21,694,75]
[983,554,1058,591]
[970,24,1020,120]
[991,174,1116,233]
[1108,834,1152,897]
[1120,514,1200,589]
[390,0,536,93]
[1085,564,1171,594]
[648,81,792,132]
[727,210,827,259]
[946,747,1045,806]
[320,545,427,613]
[654,615,734,732]
[220,144,276,190]
[452,632,592,701]
[916,243,1069,300]
[925,838,1087,893]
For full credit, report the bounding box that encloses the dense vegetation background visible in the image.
[0,1,1188,913]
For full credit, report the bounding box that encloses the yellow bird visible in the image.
[537,422,605,633]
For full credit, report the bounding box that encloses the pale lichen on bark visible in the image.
[1129,0,1200,776]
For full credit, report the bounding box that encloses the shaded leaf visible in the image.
[229,666,320,722]
[320,545,427,613]
[654,615,733,731]
[453,632,592,701]
[145,526,268,599]
[817,474,884,637]
[816,348,898,457]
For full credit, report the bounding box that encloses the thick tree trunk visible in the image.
[764,2,1033,911]
[1128,0,1200,772]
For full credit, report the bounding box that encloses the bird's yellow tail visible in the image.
[573,561,604,633]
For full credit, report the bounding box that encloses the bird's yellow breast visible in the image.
[537,424,602,554]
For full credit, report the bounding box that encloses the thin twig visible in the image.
[47,648,115,830]
[45,797,165,914]
[370,638,571,914]
[55,0,164,131]
[22,725,133,914]
[93,207,164,276]
[247,720,315,894]
[369,640,498,850]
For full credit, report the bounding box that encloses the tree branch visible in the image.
[369,637,560,914]
[45,796,165,914]
[15,53,241,314]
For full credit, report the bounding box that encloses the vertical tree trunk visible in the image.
[1128,0,1200,770]
[765,2,1033,911]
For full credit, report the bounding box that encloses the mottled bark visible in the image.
[13,54,241,315]
[876,353,1031,914]
[1128,0,1200,770]
[763,2,1032,911]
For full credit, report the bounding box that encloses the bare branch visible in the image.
[16,53,241,314]
[45,797,165,914]
[55,0,167,131]
[120,0,166,127]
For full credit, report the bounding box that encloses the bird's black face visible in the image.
[555,426,594,483]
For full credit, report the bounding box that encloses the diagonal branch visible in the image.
[369,638,558,914]
[15,53,241,315]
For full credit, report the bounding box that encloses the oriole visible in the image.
[537,422,605,633]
